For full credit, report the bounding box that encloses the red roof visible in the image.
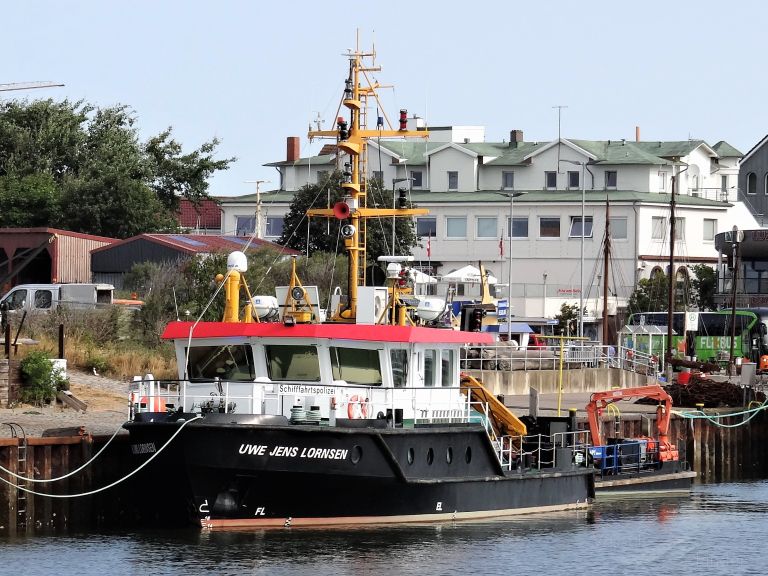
[0,227,116,243]
[91,234,299,255]
[162,321,494,344]
[177,199,221,229]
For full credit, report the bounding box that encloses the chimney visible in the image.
[509,129,524,147]
[286,136,300,162]
[635,126,640,142]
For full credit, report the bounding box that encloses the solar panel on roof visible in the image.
[169,235,206,247]
[225,237,251,246]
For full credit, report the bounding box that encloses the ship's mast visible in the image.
[307,45,429,323]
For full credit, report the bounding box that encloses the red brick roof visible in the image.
[177,199,221,229]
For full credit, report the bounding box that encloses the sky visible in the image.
[3,0,768,198]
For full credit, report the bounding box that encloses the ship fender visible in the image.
[347,395,369,419]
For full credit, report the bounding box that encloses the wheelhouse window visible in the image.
[330,346,382,386]
[264,345,320,381]
[186,345,256,381]
[391,349,409,388]
[424,349,437,387]
[441,349,454,387]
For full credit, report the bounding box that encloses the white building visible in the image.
[218,128,755,339]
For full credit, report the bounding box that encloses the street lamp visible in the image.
[392,177,412,255]
[244,180,272,238]
[497,191,527,342]
[559,160,587,338]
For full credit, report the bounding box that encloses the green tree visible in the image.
[278,171,419,265]
[691,264,717,311]
[555,302,579,336]
[628,274,670,313]
[0,99,234,237]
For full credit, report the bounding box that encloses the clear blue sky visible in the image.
[3,0,766,197]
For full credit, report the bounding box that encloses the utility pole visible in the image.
[245,180,271,238]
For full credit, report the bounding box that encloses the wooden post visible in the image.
[4,323,9,359]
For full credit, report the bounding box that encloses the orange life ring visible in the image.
[347,395,369,419]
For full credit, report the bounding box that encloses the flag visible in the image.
[499,236,504,257]
[426,233,432,258]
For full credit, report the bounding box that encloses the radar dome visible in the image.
[227,251,248,272]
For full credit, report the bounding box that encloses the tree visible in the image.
[691,264,717,311]
[627,274,670,313]
[555,302,579,336]
[0,99,235,237]
[278,171,419,266]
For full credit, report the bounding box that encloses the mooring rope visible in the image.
[0,422,126,483]
[672,398,768,428]
[0,415,202,498]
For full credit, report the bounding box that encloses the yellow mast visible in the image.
[307,44,428,323]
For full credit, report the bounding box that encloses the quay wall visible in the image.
[465,367,654,395]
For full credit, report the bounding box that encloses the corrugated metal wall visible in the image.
[55,234,112,283]
[91,239,188,273]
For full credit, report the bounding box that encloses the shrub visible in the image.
[19,350,69,406]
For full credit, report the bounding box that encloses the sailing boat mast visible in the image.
[307,43,429,323]
[603,198,610,343]
[666,170,677,361]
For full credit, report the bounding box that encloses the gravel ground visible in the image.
[0,369,131,438]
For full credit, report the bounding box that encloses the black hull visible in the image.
[125,416,594,528]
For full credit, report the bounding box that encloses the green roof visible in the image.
[712,140,743,157]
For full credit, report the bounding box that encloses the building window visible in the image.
[416,217,436,237]
[539,217,560,238]
[764,173,768,195]
[448,171,458,190]
[265,217,284,237]
[569,216,593,238]
[502,171,515,189]
[236,215,255,236]
[317,170,329,183]
[508,216,529,238]
[747,172,756,195]
[651,216,666,240]
[545,171,557,189]
[721,175,728,192]
[476,216,498,239]
[609,217,628,240]
[605,171,618,189]
[659,171,668,192]
[673,217,685,240]
[410,170,423,188]
[568,171,580,189]
[446,216,466,238]
[703,218,716,242]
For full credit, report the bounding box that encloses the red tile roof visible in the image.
[91,234,299,256]
[177,199,221,229]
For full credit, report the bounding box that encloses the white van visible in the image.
[0,283,114,313]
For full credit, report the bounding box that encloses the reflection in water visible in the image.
[3,482,768,576]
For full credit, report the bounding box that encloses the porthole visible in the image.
[350,445,363,464]
[446,447,453,464]
[407,447,414,465]
[427,447,434,465]
[465,446,472,463]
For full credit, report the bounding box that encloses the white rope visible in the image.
[0,422,126,483]
[0,415,202,498]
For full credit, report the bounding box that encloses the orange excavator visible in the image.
[586,385,680,470]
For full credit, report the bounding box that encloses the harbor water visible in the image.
[2,481,766,576]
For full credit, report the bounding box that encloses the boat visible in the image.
[587,385,696,495]
[123,43,594,529]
